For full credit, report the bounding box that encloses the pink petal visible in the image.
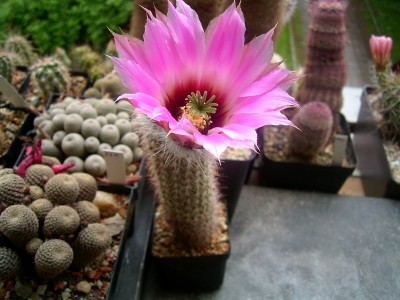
[230,111,294,128]
[111,57,163,99]
[233,89,298,114]
[202,3,245,94]
[193,132,230,160]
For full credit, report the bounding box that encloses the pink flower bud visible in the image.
[369,35,393,70]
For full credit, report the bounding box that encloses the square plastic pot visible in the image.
[353,86,400,199]
[258,114,357,193]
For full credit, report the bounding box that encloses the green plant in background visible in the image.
[358,0,400,62]
[0,0,133,54]
[275,7,305,70]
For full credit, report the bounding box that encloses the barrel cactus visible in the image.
[31,57,70,98]
[4,34,36,66]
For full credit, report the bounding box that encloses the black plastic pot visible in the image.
[139,160,230,292]
[220,152,256,222]
[153,248,230,292]
[0,104,35,167]
[106,162,155,300]
[353,86,400,199]
[258,114,357,193]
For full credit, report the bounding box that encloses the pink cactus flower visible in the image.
[111,0,298,159]
[369,35,393,70]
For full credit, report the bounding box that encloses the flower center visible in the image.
[180,91,218,131]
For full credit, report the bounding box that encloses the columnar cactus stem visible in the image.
[296,0,347,127]
[135,116,219,249]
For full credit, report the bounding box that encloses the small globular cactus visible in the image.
[43,205,80,238]
[44,173,80,205]
[0,174,30,205]
[71,223,112,268]
[31,57,70,98]
[34,239,74,279]
[53,47,72,67]
[288,101,334,161]
[295,0,347,127]
[0,52,14,83]
[0,247,22,278]
[4,34,36,66]
[0,205,39,248]
[70,45,101,72]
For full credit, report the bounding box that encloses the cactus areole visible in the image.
[112,0,298,250]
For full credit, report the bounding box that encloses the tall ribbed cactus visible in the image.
[0,52,14,83]
[4,34,36,66]
[31,57,70,98]
[296,0,347,122]
[135,116,219,249]
[288,101,333,161]
[220,0,286,42]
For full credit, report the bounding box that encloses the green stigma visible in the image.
[180,91,218,131]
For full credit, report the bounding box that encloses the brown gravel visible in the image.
[152,200,229,258]
[0,107,28,157]
[263,125,336,165]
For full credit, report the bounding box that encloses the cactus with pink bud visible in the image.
[288,101,334,161]
[296,0,347,120]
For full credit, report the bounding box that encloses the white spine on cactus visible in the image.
[134,115,219,249]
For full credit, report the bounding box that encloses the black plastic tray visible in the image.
[106,162,155,300]
[0,104,35,167]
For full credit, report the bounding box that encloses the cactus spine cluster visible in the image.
[0,52,14,83]
[4,34,36,66]
[136,116,219,249]
[295,0,347,127]
[31,57,70,98]
[288,101,334,161]
[375,71,400,140]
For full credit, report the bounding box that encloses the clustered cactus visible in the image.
[31,57,70,99]
[0,168,112,280]
[287,101,334,161]
[34,96,141,177]
[295,0,347,129]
